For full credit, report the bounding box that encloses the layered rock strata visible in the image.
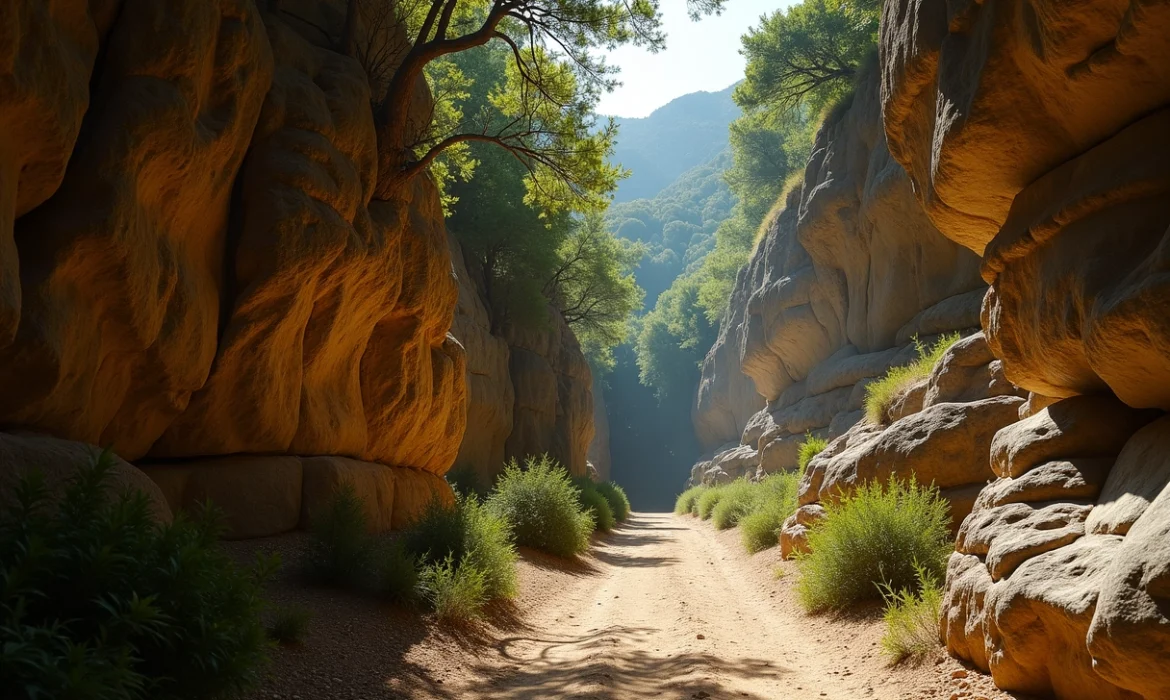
[881,0,1170,696]
[0,0,467,536]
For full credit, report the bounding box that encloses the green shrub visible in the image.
[710,479,758,530]
[376,541,421,604]
[399,496,517,614]
[268,605,312,646]
[880,565,943,663]
[797,434,829,471]
[578,484,616,532]
[739,472,802,553]
[305,483,374,586]
[0,453,270,699]
[675,485,707,515]
[419,554,489,623]
[696,484,727,520]
[796,477,951,612]
[446,464,486,498]
[595,481,631,522]
[487,456,593,557]
[864,333,961,424]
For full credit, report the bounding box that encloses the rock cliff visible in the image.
[881,1,1170,697]
[690,61,985,486]
[447,238,598,484]
[0,0,465,536]
[693,2,1170,697]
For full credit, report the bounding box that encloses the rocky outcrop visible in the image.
[882,1,1170,696]
[689,60,984,484]
[447,238,597,484]
[0,0,467,535]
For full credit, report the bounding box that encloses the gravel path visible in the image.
[240,514,1027,699]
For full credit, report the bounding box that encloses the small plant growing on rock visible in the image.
[796,476,951,612]
[797,434,829,471]
[595,481,631,522]
[674,485,707,515]
[863,333,961,424]
[0,453,270,699]
[879,564,943,663]
[487,455,594,557]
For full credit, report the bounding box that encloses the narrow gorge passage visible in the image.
[419,514,1008,700]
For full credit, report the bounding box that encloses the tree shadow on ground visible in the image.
[466,624,789,699]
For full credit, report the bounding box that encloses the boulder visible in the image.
[989,395,1156,479]
[957,500,1093,581]
[759,432,802,473]
[779,504,825,558]
[1087,417,1170,536]
[922,332,1023,408]
[975,459,1112,511]
[814,396,1025,505]
[0,432,170,522]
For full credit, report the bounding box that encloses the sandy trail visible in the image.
[442,513,939,699]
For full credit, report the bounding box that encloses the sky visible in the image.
[596,0,795,119]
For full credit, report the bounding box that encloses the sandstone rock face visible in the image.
[882,6,1170,694]
[504,307,595,478]
[0,0,469,534]
[689,62,984,480]
[448,234,514,485]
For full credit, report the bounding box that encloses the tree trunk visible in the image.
[341,0,360,57]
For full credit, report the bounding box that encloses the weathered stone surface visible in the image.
[881,0,1170,256]
[759,432,801,474]
[142,457,302,539]
[922,332,1022,408]
[981,110,1170,409]
[300,455,453,533]
[149,19,464,473]
[827,410,863,440]
[0,432,170,522]
[989,395,1156,479]
[1088,427,1170,698]
[940,552,993,670]
[779,504,825,558]
[958,501,1093,581]
[884,376,928,423]
[0,0,273,459]
[813,396,1024,505]
[975,459,1112,511]
[1088,416,1170,536]
[692,61,983,449]
[504,308,595,477]
[448,234,513,483]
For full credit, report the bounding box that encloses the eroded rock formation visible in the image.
[879,1,1170,696]
[690,62,985,486]
[0,0,470,536]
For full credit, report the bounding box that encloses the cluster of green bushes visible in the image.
[863,333,960,424]
[677,438,952,664]
[312,455,629,621]
[1,455,272,699]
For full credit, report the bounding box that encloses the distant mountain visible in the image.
[608,84,740,203]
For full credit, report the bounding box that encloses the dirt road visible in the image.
[248,514,1019,700]
[423,513,1016,700]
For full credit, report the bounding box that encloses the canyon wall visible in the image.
[448,237,599,485]
[880,1,1170,697]
[0,0,464,536]
[694,2,1170,697]
[690,61,987,487]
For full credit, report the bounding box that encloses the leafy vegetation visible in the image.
[797,434,829,471]
[675,485,708,515]
[710,479,759,530]
[487,456,595,557]
[577,486,616,532]
[695,485,727,520]
[306,482,375,586]
[738,472,803,553]
[863,333,961,424]
[795,477,952,612]
[879,565,944,663]
[268,605,312,646]
[594,481,631,522]
[0,454,270,700]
